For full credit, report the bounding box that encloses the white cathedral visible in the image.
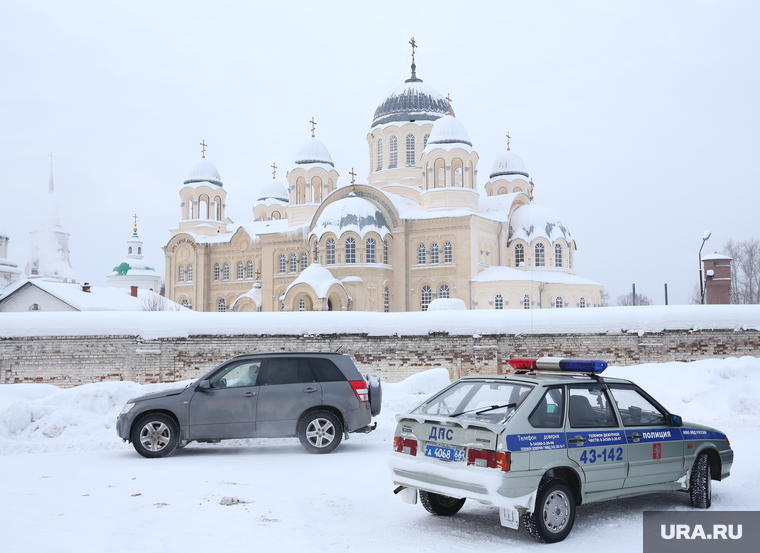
[164,47,602,312]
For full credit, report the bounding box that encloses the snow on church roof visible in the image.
[371,80,451,128]
[426,115,472,147]
[280,264,345,299]
[309,195,391,240]
[294,137,334,167]
[257,179,289,202]
[509,202,572,244]
[471,265,600,286]
[184,159,223,187]
[490,151,529,179]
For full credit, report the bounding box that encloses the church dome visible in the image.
[257,179,289,202]
[310,195,390,240]
[490,151,529,179]
[427,115,472,147]
[294,137,334,167]
[372,79,451,128]
[184,159,223,187]
[509,202,572,244]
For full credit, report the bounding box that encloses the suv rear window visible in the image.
[309,358,347,382]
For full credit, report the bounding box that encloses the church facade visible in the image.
[164,54,602,313]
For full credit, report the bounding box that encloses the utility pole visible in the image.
[664,283,668,306]
[632,283,636,306]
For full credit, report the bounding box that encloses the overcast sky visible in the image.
[2,0,758,305]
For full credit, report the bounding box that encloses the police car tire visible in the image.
[131,413,179,459]
[419,491,466,516]
[527,478,576,543]
[690,453,712,509]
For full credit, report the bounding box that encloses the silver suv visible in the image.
[117,352,381,458]
[388,357,733,543]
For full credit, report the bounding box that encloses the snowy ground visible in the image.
[1,358,758,552]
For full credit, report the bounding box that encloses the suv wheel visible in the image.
[690,453,712,508]
[366,373,382,416]
[419,491,466,516]
[131,413,179,459]
[298,411,343,454]
[524,478,575,543]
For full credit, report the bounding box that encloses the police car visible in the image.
[387,358,733,543]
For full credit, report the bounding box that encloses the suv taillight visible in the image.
[393,437,418,456]
[467,449,510,471]
[349,380,369,402]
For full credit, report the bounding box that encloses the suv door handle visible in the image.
[627,433,642,442]
[303,388,318,393]
[243,391,257,397]
[568,436,587,445]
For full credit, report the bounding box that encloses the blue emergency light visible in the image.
[509,357,607,374]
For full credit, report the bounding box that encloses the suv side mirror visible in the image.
[198,380,211,390]
[666,414,683,427]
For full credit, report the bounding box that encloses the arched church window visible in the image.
[366,238,376,264]
[417,244,426,265]
[187,264,193,282]
[498,187,507,195]
[326,238,335,265]
[383,287,390,312]
[515,244,524,266]
[128,247,132,254]
[376,139,383,171]
[271,211,281,220]
[406,134,416,166]
[555,244,563,268]
[236,262,243,280]
[444,242,453,263]
[389,136,398,168]
[179,265,185,283]
[495,294,504,309]
[289,253,297,273]
[345,237,356,264]
[438,283,450,299]
[181,298,189,309]
[138,247,142,255]
[279,254,286,274]
[454,167,462,187]
[420,285,432,311]
[247,261,254,279]
[214,263,221,281]
[299,298,306,312]
[215,196,222,220]
[430,243,439,264]
[199,195,209,219]
[423,134,429,148]
[579,297,586,308]
[535,243,545,267]
[383,239,389,264]
[223,263,230,280]
[523,294,530,309]
[217,298,227,312]
[555,297,564,309]
[300,252,308,272]
[438,167,445,187]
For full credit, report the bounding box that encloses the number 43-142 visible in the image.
[580,447,623,464]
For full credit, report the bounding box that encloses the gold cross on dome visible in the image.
[200,140,207,158]
[409,37,417,63]
[310,117,317,137]
[133,214,139,232]
[271,162,277,179]
[506,131,511,151]
[349,168,356,184]
[445,93,453,115]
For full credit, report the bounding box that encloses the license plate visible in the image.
[425,444,465,462]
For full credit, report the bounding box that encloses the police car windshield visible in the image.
[413,381,534,423]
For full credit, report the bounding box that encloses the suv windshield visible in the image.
[413,380,534,423]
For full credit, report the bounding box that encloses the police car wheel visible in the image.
[419,491,466,516]
[131,413,179,459]
[527,478,575,543]
[690,453,712,509]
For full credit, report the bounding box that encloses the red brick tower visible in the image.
[702,253,732,304]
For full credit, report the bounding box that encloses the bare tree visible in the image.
[600,287,611,307]
[616,291,653,306]
[723,238,760,304]
[142,294,181,311]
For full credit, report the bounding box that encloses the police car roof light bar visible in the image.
[509,357,607,374]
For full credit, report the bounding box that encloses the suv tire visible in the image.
[419,491,466,516]
[366,373,382,416]
[298,411,343,454]
[525,478,575,543]
[690,453,712,508]
[132,413,179,459]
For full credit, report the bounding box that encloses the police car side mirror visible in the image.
[666,414,682,427]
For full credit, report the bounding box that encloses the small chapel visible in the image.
[164,42,602,312]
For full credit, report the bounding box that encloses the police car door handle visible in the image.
[303,387,318,393]
[568,436,587,445]
[627,433,642,442]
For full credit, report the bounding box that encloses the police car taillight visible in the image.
[393,437,418,456]
[467,449,510,471]
[509,357,607,374]
[349,380,369,402]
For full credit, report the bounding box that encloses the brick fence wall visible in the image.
[2,329,759,388]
